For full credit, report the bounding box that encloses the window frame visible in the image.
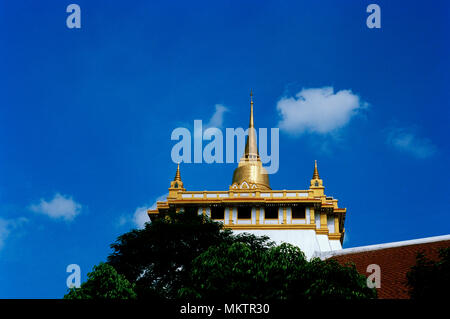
[237,206,252,220]
[291,206,306,220]
[210,206,225,220]
[264,206,279,220]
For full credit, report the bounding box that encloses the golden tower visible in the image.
[231,90,271,190]
[148,92,347,259]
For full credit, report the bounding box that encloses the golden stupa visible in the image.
[231,90,271,190]
[147,91,347,259]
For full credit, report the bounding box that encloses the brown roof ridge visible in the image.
[315,234,450,260]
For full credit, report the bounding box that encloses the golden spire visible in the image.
[231,91,271,190]
[249,89,254,128]
[244,89,258,158]
[310,160,324,194]
[174,163,181,182]
[168,163,184,198]
[313,160,320,179]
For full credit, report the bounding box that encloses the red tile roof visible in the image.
[328,238,450,299]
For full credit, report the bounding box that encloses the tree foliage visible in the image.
[106,209,273,299]
[406,247,450,300]
[66,210,376,300]
[180,242,376,300]
[64,263,136,299]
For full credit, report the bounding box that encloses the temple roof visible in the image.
[317,235,450,299]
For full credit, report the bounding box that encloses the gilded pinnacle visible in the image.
[249,89,254,128]
[231,91,271,190]
[174,163,181,181]
[313,160,320,179]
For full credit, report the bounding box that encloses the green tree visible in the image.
[106,209,273,299]
[304,257,375,299]
[64,262,136,299]
[180,242,376,300]
[69,209,376,300]
[178,242,263,299]
[406,247,450,300]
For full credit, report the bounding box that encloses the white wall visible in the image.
[231,207,237,224]
[217,206,343,259]
[315,211,321,228]
[327,215,335,233]
[316,234,331,252]
[259,208,264,222]
[329,240,342,251]
[286,207,292,224]
[224,207,229,224]
[232,229,326,260]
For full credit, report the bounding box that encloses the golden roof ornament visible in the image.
[313,160,320,179]
[310,160,324,195]
[168,163,184,198]
[174,163,181,182]
[231,90,271,190]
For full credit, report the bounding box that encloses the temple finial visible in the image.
[249,89,254,128]
[168,162,184,195]
[174,163,181,181]
[244,90,257,156]
[313,160,320,179]
[231,91,271,190]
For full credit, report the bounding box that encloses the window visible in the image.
[265,206,278,219]
[238,207,251,219]
[292,206,305,219]
[211,206,225,220]
[184,206,197,215]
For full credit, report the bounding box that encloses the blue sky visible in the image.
[0,0,449,298]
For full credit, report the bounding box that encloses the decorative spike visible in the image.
[174,163,181,181]
[313,160,320,179]
[249,89,254,128]
[244,89,258,157]
[231,91,271,190]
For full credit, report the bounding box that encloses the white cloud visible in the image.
[132,206,151,229]
[119,193,168,229]
[116,215,128,227]
[386,127,436,159]
[206,104,228,128]
[277,87,366,135]
[0,217,28,251]
[191,104,228,149]
[29,193,82,222]
[0,219,11,251]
